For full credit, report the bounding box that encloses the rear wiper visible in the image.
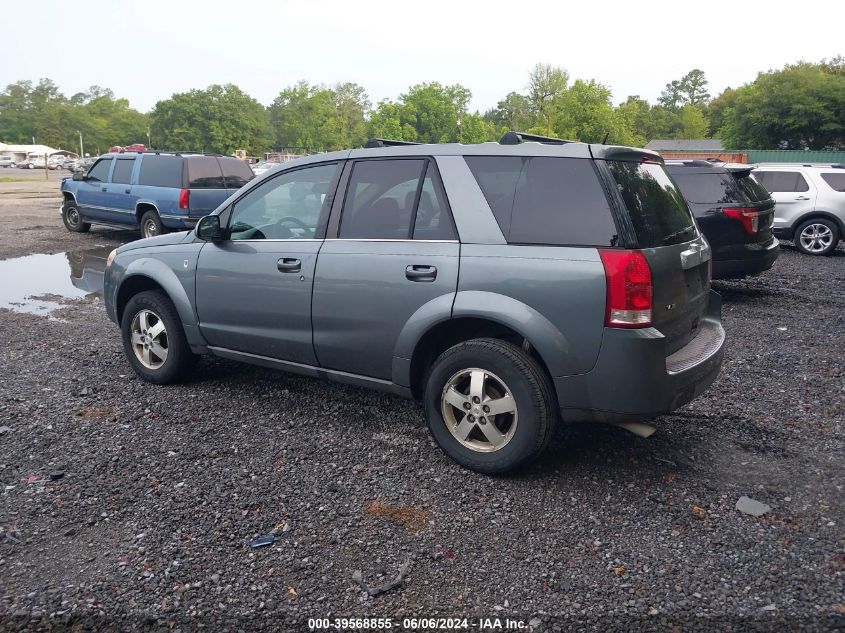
[662,225,696,244]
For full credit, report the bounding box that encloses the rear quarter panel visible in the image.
[456,244,606,377]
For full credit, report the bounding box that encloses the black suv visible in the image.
[665,160,779,279]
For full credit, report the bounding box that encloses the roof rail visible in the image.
[364,138,421,149]
[499,131,571,146]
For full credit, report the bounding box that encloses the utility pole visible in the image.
[146,128,151,149]
[78,131,84,158]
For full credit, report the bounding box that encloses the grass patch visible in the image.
[0,176,41,183]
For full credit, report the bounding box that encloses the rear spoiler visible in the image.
[589,145,663,163]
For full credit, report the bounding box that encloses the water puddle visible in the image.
[0,246,114,317]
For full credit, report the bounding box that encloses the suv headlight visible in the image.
[106,248,117,268]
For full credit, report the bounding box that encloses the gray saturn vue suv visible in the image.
[103,133,726,474]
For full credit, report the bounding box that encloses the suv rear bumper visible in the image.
[554,290,724,424]
[712,237,779,279]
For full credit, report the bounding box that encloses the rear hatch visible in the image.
[185,157,254,217]
[667,163,775,248]
[604,158,710,354]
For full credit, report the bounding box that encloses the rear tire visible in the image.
[424,338,557,475]
[794,218,839,256]
[140,210,165,239]
[121,290,196,384]
[62,200,90,233]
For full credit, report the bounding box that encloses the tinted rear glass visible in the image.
[138,155,183,188]
[111,158,135,184]
[186,157,224,189]
[221,158,255,188]
[821,172,845,192]
[753,171,809,193]
[607,161,697,247]
[734,172,771,202]
[670,172,741,204]
[466,156,618,246]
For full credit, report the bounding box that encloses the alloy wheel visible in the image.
[130,309,168,369]
[440,368,518,452]
[799,223,834,253]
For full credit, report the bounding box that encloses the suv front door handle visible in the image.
[795,195,811,200]
[101,186,107,192]
[277,257,302,273]
[405,264,437,282]
[124,188,131,194]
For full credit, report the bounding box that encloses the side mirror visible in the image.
[196,215,224,241]
[72,172,84,181]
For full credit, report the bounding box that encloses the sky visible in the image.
[4,0,844,113]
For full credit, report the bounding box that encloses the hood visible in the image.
[117,230,193,254]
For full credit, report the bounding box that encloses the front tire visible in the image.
[121,290,196,384]
[794,218,839,256]
[424,338,557,474]
[62,200,90,233]
[140,210,165,239]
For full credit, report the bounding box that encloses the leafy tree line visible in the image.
[2,57,844,155]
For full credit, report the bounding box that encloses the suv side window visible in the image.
[220,158,255,188]
[466,156,618,246]
[138,155,184,188]
[820,173,845,192]
[229,162,340,240]
[754,171,809,193]
[339,159,427,239]
[186,157,224,189]
[111,158,135,184]
[412,163,456,240]
[87,158,112,182]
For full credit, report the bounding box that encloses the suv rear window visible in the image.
[821,172,845,192]
[138,155,183,188]
[465,156,618,246]
[220,158,254,188]
[668,170,771,205]
[607,161,697,247]
[186,157,224,189]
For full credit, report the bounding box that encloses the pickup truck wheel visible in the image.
[121,290,196,384]
[140,210,165,239]
[61,200,90,233]
[424,338,556,475]
[795,218,839,255]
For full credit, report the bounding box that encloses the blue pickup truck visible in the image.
[60,152,254,238]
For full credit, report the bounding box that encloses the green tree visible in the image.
[659,69,711,109]
[717,62,845,149]
[483,91,533,133]
[268,81,369,151]
[527,63,569,134]
[548,79,642,146]
[677,104,708,139]
[151,84,273,155]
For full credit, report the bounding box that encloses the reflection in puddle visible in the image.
[0,246,114,316]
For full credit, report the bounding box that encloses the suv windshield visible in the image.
[607,161,696,247]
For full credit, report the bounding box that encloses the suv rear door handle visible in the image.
[277,257,301,273]
[406,264,437,281]
[124,188,131,194]
[795,195,811,200]
[101,186,107,192]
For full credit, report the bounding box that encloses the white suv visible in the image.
[753,164,845,255]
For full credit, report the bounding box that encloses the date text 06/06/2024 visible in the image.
[307,617,530,630]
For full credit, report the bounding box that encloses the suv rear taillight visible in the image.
[723,207,759,235]
[179,188,190,209]
[598,249,653,328]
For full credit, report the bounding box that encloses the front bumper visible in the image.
[554,290,725,423]
[712,237,780,279]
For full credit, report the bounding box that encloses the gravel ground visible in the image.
[0,192,843,631]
